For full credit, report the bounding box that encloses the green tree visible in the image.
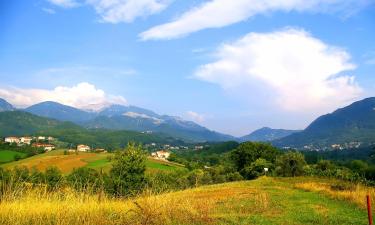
[276,151,306,177]
[241,158,272,179]
[230,142,279,172]
[316,160,335,171]
[109,142,147,197]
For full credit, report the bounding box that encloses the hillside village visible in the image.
[2,135,177,161]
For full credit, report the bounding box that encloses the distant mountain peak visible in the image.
[241,127,300,142]
[0,98,15,112]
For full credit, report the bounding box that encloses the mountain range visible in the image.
[2,97,375,148]
[16,100,234,142]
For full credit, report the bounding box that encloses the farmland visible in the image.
[0,176,369,224]
[1,150,184,173]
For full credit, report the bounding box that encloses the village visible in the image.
[2,136,180,161]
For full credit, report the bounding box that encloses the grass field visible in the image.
[0,150,27,163]
[0,177,370,225]
[1,150,184,173]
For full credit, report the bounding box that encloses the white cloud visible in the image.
[194,28,362,113]
[140,0,371,40]
[0,82,127,109]
[47,0,172,23]
[47,0,79,8]
[185,111,205,123]
[42,8,56,14]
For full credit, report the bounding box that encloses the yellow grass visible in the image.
[0,177,369,225]
[293,178,375,209]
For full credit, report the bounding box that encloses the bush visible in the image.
[67,167,102,192]
[44,167,63,191]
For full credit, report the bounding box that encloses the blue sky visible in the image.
[0,0,374,136]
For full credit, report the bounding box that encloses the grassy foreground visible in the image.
[0,177,370,225]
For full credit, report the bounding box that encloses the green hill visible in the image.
[0,111,184,150]
[274,97,375,149]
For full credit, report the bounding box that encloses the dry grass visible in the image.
[293,178,375,209]
[0,177,368,225]
[0,188,215,225]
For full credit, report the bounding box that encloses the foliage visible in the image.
[230,142,279,179]
[275,151,306,177]
[109,143,147,196]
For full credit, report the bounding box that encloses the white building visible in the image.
[20,137,33,145]
[4,137,20,144]
[77,144,91,152]
[37,136,46,141]
[151,150,171,160]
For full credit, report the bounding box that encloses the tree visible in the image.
[316,160,335,171]
[230,142,279,172]
[109,142,147,197]
[276,151,306,177]
[241,158,272,179]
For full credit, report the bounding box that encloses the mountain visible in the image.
[25,101,95,123]
[274,97,375,149]
[21,102,235,142]
[0,98,14,112]
[0,110,81,137]
[0,111,183,149]
[240,127,300,142]
[85,104,235,142]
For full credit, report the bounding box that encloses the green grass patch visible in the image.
[146,160,182,171]
[0,150,27,163]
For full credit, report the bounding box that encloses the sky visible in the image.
[0,0,374,136]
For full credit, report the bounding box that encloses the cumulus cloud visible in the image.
[185,111,205,123]
[47,0,172,23]
[0,82,127,109]
[140,0,370,40]
[194,28,362,113]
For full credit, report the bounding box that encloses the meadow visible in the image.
[0,150,27,163]
[0,176,370,225]
[0,150,185,173]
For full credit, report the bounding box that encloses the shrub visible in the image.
[44,167,63,191]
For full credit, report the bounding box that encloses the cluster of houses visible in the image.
[4,136,56,151]
[151,150,171,160]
